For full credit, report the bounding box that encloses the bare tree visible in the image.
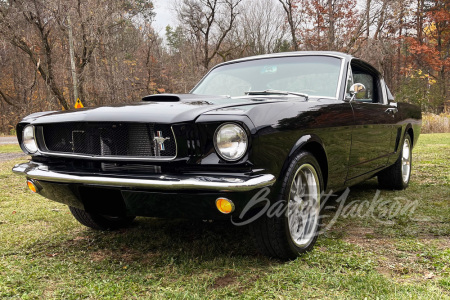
[177,0,243,69]
[0,0,70,109]
[374,0,388,40]
[0,0,155,110]
[238,0,288,55]
[278,0,303,51]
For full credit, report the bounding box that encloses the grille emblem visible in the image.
[154,131,170,151]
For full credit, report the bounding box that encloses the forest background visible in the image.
[0,0,449,134]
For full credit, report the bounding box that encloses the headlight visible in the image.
[214,123,248,161]
[22,125,38,153]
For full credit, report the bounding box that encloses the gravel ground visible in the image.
[0,136,24,162]
[0,153,28,162]
[0,136,18,145]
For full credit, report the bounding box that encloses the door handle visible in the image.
[385,107,398,115]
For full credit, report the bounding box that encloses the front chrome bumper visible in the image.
[12,162,276,192]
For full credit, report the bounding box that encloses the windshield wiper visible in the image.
[245,89,308,100]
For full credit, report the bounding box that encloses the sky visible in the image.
[152,0,178,36]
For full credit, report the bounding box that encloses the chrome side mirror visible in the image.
[348,83,366,102]
[349,83,366,95]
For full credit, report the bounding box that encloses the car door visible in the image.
[346,60,398,180]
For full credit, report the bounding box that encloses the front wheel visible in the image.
[249,151,323,260]
[69,206,135,231]
[378,133,412,190]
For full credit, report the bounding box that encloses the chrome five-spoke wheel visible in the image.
[401,138,411,183]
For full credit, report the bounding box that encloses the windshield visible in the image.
[191,56,342,98]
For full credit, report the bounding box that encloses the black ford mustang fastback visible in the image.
[13,51,421,259]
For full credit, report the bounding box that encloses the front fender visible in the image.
[285,134,329,190]
[288,134,325,158]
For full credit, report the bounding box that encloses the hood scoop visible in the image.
[141,93,218,105]
[142,94,181,102]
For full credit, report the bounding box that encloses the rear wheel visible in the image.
[249,151,322,260]
[378,133,412,190]
[69,206,135,230]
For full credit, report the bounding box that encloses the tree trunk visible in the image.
[327,0,334,50]
[396,5,404,92]
[279,0,299,51]
[416,0,424,44]
[366,0,371,38]
[374,0,387,40]
[67,15,78,106]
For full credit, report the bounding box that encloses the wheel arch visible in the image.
[405,124,414,147]
[285,134,329,191]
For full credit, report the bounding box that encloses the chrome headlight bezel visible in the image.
[22,125,38,154]
[213,122,248,162]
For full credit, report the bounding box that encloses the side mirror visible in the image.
[349,83,366,95]
[347,83,366,102]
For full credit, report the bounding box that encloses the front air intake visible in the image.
[142,94,180,102]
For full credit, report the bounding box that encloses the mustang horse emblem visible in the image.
[153,131,170,151]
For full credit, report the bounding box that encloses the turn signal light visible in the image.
[27,180,38,193]
[216,198,235,214]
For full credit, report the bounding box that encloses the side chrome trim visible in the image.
[12,162,276,192]
[336,58,346,99]
[36,125,178,162]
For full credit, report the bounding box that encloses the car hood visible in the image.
[22,94,290,124]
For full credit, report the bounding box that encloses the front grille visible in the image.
[40,122,176,159]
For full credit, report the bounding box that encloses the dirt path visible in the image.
[0,136,18,145]
[0,153,28,162]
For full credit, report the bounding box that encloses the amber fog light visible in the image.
[216,198,235,214]
[27,180,39,193]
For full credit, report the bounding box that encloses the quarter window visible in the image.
[353,73,374,103]
[349,61,383,104]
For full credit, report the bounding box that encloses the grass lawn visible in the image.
[0,144,21,153]
[0,133,448,299]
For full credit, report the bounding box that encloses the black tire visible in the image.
[249,151,323,260]
[378,133,412,190]
[69,206,135,230]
